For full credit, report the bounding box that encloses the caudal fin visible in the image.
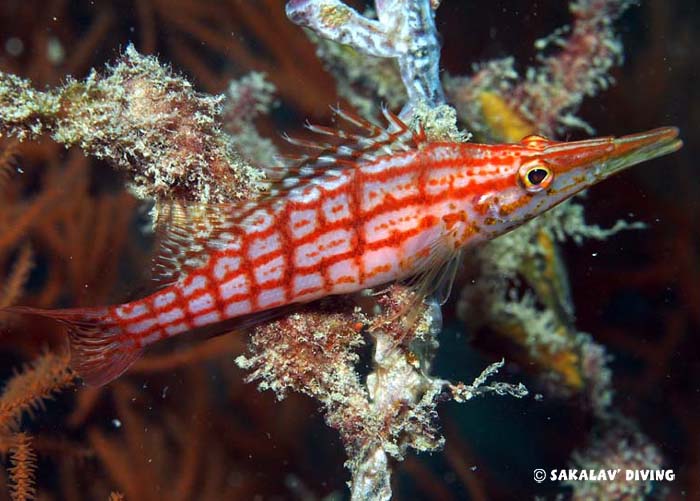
[3,306,142,387]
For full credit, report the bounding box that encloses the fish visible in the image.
[2,108,682,386]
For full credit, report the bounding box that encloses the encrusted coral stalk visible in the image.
[445,0,635,137]
[286,0,444,111]
[512,0,635,133]
[0,45,264,203]
[238,288,526,500]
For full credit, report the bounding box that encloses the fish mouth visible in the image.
[599,127,683,178]
[543,126,683,181]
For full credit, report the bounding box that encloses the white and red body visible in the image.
[115,142,500,347]
[3,111,681,386]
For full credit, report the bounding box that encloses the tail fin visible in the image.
[2,306,142,387]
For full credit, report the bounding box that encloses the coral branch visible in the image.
[222,72,279,168]
[309,31,406,117]
[132,334,244,374]
[7,433,36,501]
[446,0,636,137]
[0,351,76,433]
[565,415,663,499]
[286,0,444,111]
[513,0,635,133]
[0,244,32,309]
[458,200,637,401]
[0,45,264,203]
[0,140,18,189]
[238,288,526,500]
[0,183,64,256]
[446,359,528,402]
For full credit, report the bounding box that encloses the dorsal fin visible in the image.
[264,106,426,193]
[152,108,425,287]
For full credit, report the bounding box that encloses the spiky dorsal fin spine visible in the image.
[264,107,425,192]
[152,108,423,287]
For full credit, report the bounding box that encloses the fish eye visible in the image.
[527,168,548,185]
[518,161,553,193]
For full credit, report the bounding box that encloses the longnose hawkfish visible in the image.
[3,109,682,386]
